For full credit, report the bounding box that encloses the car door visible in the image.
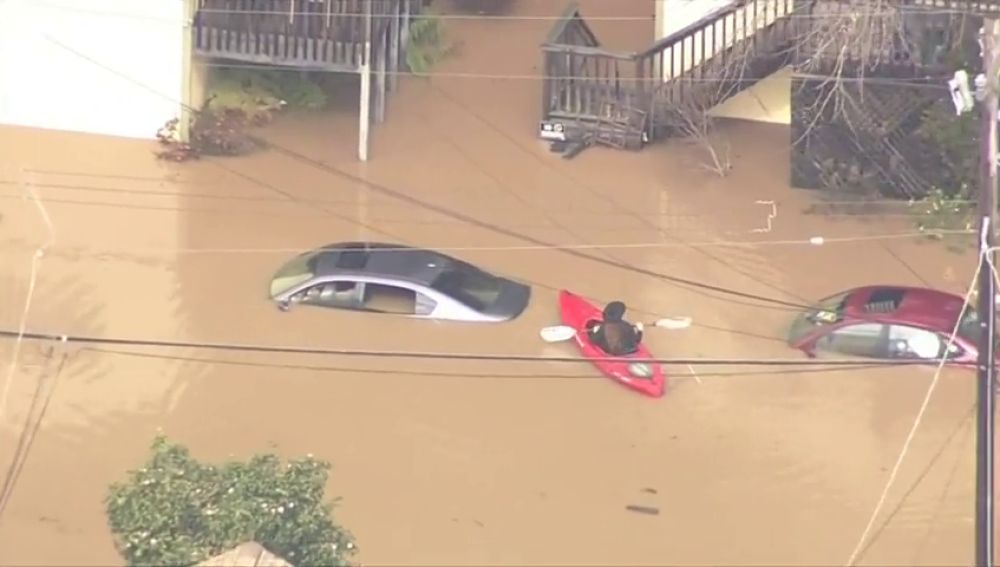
[289,279,364,310]
[813,322,890,359]
[886,324,946,360]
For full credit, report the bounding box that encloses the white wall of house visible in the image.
[654,0,732,40]
[654,0,791,125]
[0,0,185,139]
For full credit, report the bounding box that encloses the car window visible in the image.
[815,323,888,358]
[887,325,944,360]
[362,283,418,314]
[430,262,503,311]
[414,292,437,316]
[292,281,361,308]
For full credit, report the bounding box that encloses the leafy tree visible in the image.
[105,436,355,566]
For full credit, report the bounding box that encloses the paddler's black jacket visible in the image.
[594,321,642,356]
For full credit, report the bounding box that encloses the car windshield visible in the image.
[430,262,504,311]
[958,306,982,344]
[269,252,317,297]
[788,292,850,343]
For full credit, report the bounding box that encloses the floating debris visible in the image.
[626,505,660,515]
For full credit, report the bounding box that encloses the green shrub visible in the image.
[207,68,327,118]
[106,436,355,566]
[406,13,456,75]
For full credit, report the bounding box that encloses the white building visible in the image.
[0,0,196,140]
[654,0,792,124]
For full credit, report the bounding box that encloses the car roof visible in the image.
[841,285,967,333]
[310,242,455,285]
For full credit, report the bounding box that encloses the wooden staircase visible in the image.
[540,0,803,156]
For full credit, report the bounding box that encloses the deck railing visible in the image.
[636,0,798,113]
[194,0,404,69]
[540,0,801,137]
[540,4,639,121]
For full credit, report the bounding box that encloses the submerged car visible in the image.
[787,285,984,365]
[269,242,531,322]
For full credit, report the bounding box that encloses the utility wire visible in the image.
[30,1,997,22]
[0,327,965,367]
[0,231,953,255]
[0,180,967,223]
[11,171,979,207]
[88,346,891,380]
[39,33,823,312]
[844,251,983,566]
[187,63,957,85]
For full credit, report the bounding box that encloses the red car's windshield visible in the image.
[787,292,849,344]
[958,307,983,344]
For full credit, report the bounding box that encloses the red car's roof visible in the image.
[842,285,967,333]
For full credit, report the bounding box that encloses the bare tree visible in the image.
[792,0,909,136]
[656,8,761,177]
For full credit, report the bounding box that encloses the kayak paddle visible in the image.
[539,317,693,343]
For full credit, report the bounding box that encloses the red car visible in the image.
[787,285,983,366]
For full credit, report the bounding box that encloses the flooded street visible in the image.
[0,0,991,565]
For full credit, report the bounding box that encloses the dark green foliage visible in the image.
[914,102,978,199]
[208,68,328,113]
[911,100,977,245]
[406,13,456,75]
[106,436,355,566]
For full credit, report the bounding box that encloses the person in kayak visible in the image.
[588,301,644,355]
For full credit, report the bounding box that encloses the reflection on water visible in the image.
[0,0,989,565]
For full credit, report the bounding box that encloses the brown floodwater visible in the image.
[0,0,992,565]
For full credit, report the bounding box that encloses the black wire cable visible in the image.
[38,32,961,313]
[0,328,944,367]
[87,346,893,378]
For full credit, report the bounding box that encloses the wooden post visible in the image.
[179,0,197,143]
[375,30,387,123]
[388,0,400,91]
[975,18,1000,567]
[358,0,373,162]
[401,0,411,54]
[359,57,372,161]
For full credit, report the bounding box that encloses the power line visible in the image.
[30,1,997,22]
[88,346,891,380]
[0,179,966,224]
[193,62,954,85]
[9,231,956,254]
[13,170,979,207]
[0,327,965,367]
[34,29,965,316]
[38,33,819,312]
[845,255,983,566]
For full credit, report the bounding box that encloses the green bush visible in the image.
[406,13,456,75]
[207,68,327,118]
[106,436,355,566]
[914,102,979,198]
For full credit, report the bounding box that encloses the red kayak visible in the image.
[558,290,666,398]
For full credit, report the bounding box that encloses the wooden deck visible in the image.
[194,0,412,70]
[540,0,802,147]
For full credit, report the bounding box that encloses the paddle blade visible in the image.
[540,325,577,342]
[653,316,692,330]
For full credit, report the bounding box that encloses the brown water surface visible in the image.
[0,1,989,565]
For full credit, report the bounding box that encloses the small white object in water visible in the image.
[809,236,825,245]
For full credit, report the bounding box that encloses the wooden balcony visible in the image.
[193,0,412,70]
[540,0,801,144]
